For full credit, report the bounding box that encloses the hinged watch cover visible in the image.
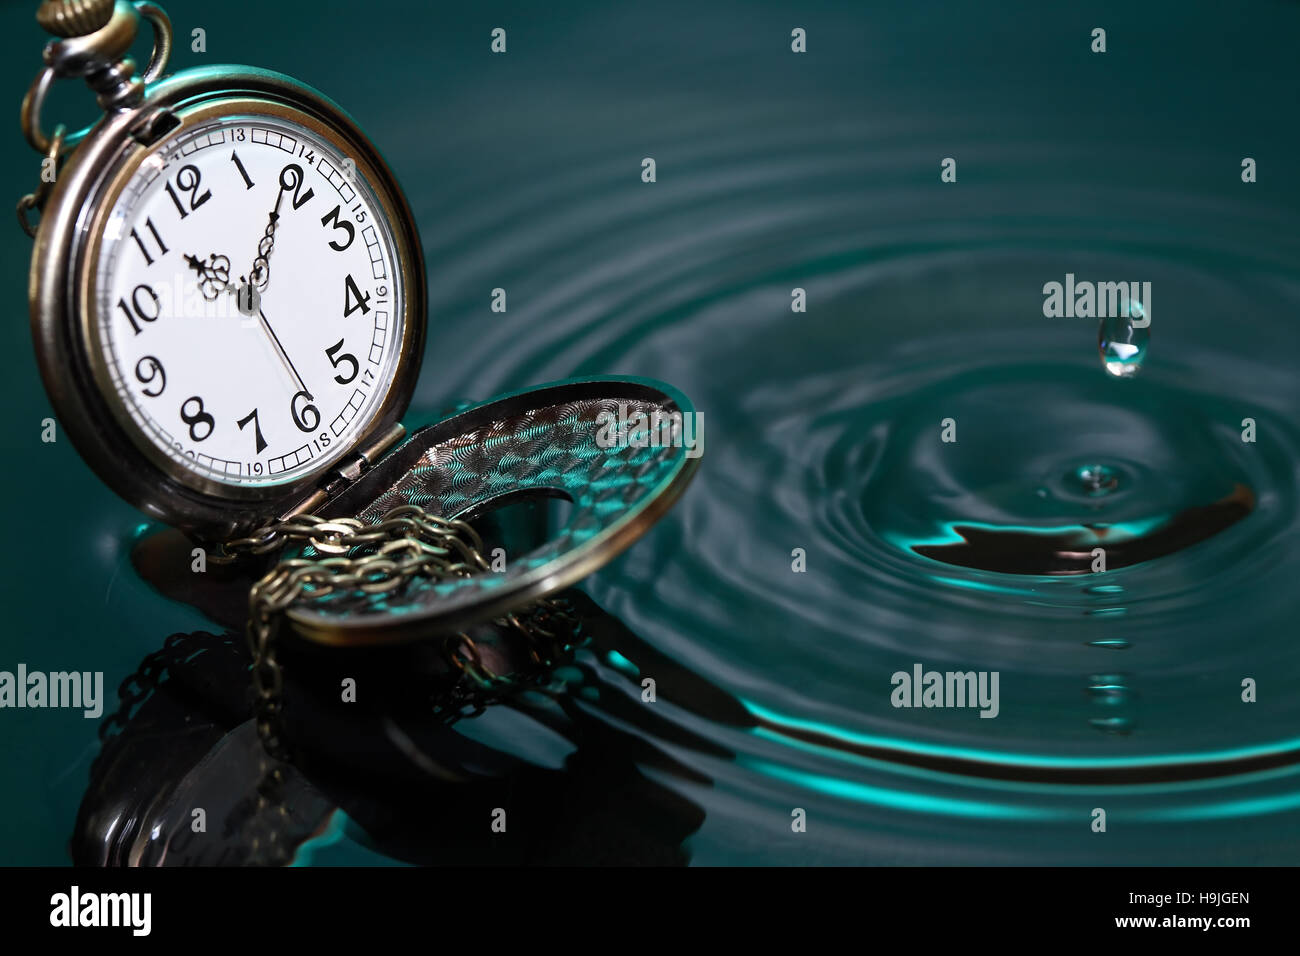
[285,377,702,645]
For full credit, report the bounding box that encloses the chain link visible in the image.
[228,504,578,759]
[16,123,65,238]
[94,631,227,752]
[83,513,580,861]
[18,0,174,236]
[90,629,300,864]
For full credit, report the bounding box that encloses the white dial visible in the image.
[92,111,405,488]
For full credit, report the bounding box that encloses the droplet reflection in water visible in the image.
[1098,304,1150,378]
[1089,716,1135,735]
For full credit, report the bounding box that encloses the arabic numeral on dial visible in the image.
[134,355,166,397]
[236,407,268,453]
[325,338,359,384]
[343,274,371,316]
[129,217,168,265]
[230,150,255,190]
[117,283,160,335]
[279,163,315,209]
[290,390,320,432]
[180,396,215,442]
[164,164,212,219]
[320,205,355,251]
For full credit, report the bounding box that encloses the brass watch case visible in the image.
[30,65,426,540]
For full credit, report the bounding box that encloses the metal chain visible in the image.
[90,629,301,865]
[224,503,578,759]
[83,508,582,861]
[16,123,65,238]
[19,0,174,237]
[94,630,232,754]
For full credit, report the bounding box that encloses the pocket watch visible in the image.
[22,0,423,540]
[17,0,701,755]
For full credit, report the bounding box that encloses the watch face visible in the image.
[89,109,406,490]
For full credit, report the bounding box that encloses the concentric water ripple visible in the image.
[400,97,1300,863]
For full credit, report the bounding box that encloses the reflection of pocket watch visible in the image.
[18,1,701,757]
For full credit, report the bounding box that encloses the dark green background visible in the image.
[2,1,1299,864]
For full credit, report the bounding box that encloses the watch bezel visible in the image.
[30,66,426,539]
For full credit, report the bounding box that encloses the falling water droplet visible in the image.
[1073,463,1120,496]
[1098,304,1149,378]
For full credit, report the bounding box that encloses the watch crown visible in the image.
[36,0,116,37]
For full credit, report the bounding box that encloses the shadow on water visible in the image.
[73,525,741,866]
[74,510,1300,866]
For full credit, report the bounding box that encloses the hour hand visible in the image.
[183,252,231,300]
[248,190,285,291]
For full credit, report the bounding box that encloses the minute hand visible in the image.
[258,307,312,400]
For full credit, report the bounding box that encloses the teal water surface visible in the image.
[1,0,1299,864]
